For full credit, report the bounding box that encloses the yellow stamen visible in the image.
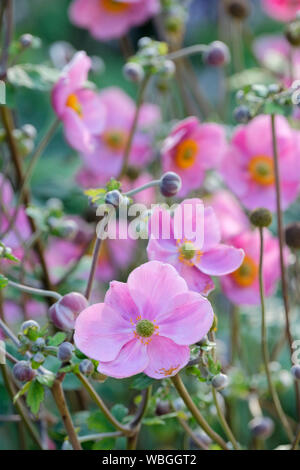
[248,155,275,186]
[158,365,180,377]
[232,255,258,287]
[102,129,128,151]
[177,239,202,266]
[66,93,83,117]
[101,0,129,13]
[175,139,198,169]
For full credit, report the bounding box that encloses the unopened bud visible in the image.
[123,62,145,83]
[156,400,171,416]
[204,41,231,67]
[291,365,300,380]
[285,223,300,249]
[13,361,36,382]
[105,190,124,208]
[58,342,74,362]
[250,208,272,228]
[49,292,88,331]
[79,359,94,376]
[234,105,251,124]
[212,373,229,390]
[224,0,250,20]
[160,172,182,197]
[285,18,300,47]
[21,320,40,340]
[249,417,274,439]
[21,124,37,140]
[19,33,34,48]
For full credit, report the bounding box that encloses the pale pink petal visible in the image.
[74,303,132,362]
[197,245,244,276]
[69,0,101,28]
[202,206,221,251]
[77,89,106,134]
[177,263,215,295]
[104,281,139,322]
[62,108,94,153]
[97,339,149,379]
[144,336,190,379]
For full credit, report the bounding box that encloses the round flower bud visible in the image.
[32,352,45,365]
[285,19,300,47]
[79,359,94,376]
[156,400,171,416]
[57,342,75,362]
[212,373,229,391]
[105,190,123,208]
[19,33,34,48]
[49,292,88,331]
[21,124,37,140]
[123,62,145,83]
[204,41,231,67]
[13,361,36,382]
[291,365,300,380]
[160,172,182,197]
[249,417,274,439]
[31,337,45,352]
[224,0,250,20]
[160,60,176,79]
[138,37,152,49]
[285,223,300,249]
[234,105,251,124]
[20,320,40,337]
[250,208,272,228]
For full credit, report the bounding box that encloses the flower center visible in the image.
[179,242,196,260]
[248,155,275,186]
[175,139,198,169]
[101,0,129,13]
[66,93,83,117]
[136,319,155,338]
[102,129,128,151]
[232,255,258,287]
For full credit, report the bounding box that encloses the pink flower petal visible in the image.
[74,303,132,362]
[202,206,221,251]
[62,108,95,153]
[97,339,149,379]
[177,263,215,295]
[196,244,244,276]
[144,336,190,379]
[104,281,139,322]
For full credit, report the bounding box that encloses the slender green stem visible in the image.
[171,374,229,450]
[291,426,300,450]
[76,372,133,436]
[258,227,294,442]
[166,44,208,61]
[0,364,43,449]
[79,431,123,443]
[120,75,150,177]
[0,345,18,364]
[84,237,102,301]
[211,388,240,450]
[124,179,160,197]
[51,378,82,450]
[7,279,62,301]
[0,318,21,347]
[126,386,152,450]
[271,114,300,417]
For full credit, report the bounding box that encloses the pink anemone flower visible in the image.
[51,51,106,154]
[207,190,250,241]
[147,199,244,295]
[220,230,287,306]
[262,0,300,22]
[80,87,160,179]
[74,261,214,379]
[69,0,160,41]
[162,117,227,197]
[221,115,300,212]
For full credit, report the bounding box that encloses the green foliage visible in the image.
[7,64,60,91]
[0,274,8,290]
[47,332,67,347]
[131,373,156,390]
[26,380,45,415]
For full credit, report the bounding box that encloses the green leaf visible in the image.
[0,274,8,290]
[13,381,31,404]
[111,404,128,423]
[47,332,67,347]
[36,370,55,388]
[131,373,156,390]
[92,438,115,450]
[87,410,114,433]
[263,101,285,115]
[26,380,45,415]
[106,178,121,192]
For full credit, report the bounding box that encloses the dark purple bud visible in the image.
[49,292,88,331]
[58,342,74,362]
[32,352,45,365]
[204,41,231,67]
[79,359,94,376]
[234,105,251,124]
[224,0,250,20]
[156,400,171,416]
[291,365,300,380]
[31,337,45,352]
[249,417,274,439]
[285,223,300,249]
[105,190,123,208]
[212,373,229,390]
[19,33,34,48]
[13,361,36,382]
[160,172,182,197]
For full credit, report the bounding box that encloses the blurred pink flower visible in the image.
[51,51,106,153]
[162,117,227,197]
[220,230,286,306]
[253,34,300,86]
[81,87,160,179]
[69,0,160,41]
[147,199,244,295]
[262,0,300,22]
[207,190,250,241]
[74,260,214,379]
[221,115,300,212]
